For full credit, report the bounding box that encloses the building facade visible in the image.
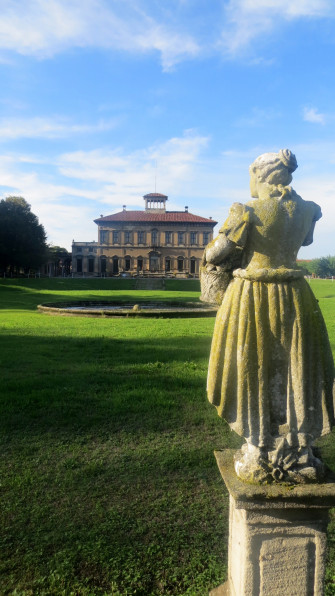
[72,193,217,277]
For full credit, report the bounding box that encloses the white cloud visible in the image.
[0,0,200,70]
[220,0,333,54]
[59,131,210,203]
[0,116,118,140]
[236,0,331,18]
[0,0,333,67]
[303,107,326,125]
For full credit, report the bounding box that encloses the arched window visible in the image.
[100,256,107,274]
[124,256,131,271]
[137,257,143,271]
[112,256,119,274]
[177,257,184,272]
[149,251,159,272]
[190,257,197,274]
[165,257,171,272]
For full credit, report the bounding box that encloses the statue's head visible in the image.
[249,149,298,197]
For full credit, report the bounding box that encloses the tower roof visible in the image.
[143,192,168,199]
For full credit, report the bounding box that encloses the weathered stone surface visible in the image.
[214,450,335,508]
[199,264,232,305]
[205,149,335,483]
[200,204,245,305]
[211,450,335,596]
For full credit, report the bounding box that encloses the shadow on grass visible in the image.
[0,333,215,438]
[0,278,136,290]
[0,332,233,595]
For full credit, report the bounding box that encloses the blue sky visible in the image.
[0,0,335,257]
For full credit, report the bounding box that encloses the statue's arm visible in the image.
[203,201,251,266]
[205,234,236,265]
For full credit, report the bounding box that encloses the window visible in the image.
[77,246,82,253]
[76,258,82,273]
[101,257,107,274]
[88,258,94,273]
[190,258,196,274]
[178,232,185,245]
[112,231,119,244]
[112,257,119,274]
[137,258,143,271]
[124,231,131,244]
[125,257,131,271]
[203,232,209,246]
[89,246,93,253]
[190,232,197,245]
[165,231,172,244]
[138,231,145,244]
[149,253,159,272]
[165,258,171,272]
[100,230,108,244]
[177,257,184,272]
[151,230,158,245]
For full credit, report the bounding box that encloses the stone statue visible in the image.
[204,149,335,483]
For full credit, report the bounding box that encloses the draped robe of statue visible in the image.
[206,186,334,481]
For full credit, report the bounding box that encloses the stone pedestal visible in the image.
[210,450,335,596]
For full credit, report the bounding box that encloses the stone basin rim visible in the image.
[38,300,218,318]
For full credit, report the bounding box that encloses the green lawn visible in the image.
[0,278,334,595]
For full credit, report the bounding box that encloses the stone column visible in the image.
[82,256,88,275]
[210,450,335,596]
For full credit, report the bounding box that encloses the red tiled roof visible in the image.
[94,210,217,224]
[143,193,168,199]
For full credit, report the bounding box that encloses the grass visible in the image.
[0,277,334,595]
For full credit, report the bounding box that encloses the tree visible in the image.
[314,257,334,278]
[298,256,335,277]
[0,196,48,274]
[326,255,335,276]
[297,260,316,275]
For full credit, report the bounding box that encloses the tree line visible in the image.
[298,257,335,278]
[0,196,70,276]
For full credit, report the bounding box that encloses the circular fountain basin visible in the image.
[38,300,218,318]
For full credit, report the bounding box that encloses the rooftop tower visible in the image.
[144,193,167,212]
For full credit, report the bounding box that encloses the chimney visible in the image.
[209,216,212,220]
[185,206,188,212]
[100,214,103,218]
[123,205,126,211]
